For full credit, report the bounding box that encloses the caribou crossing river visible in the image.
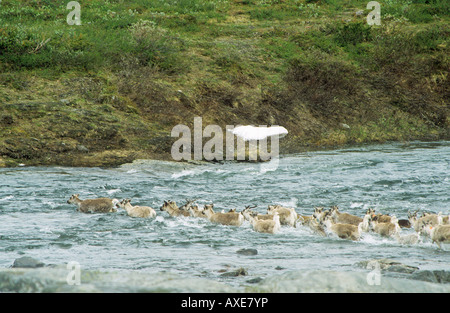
[0,141,449,291]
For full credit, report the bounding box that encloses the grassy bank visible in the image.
[0,0,448,166]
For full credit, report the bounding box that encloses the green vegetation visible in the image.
[0,0,448,166]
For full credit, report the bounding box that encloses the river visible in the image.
[0,141,449,290]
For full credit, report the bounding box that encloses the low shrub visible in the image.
[128,19,187,73]
[334,21,372,46]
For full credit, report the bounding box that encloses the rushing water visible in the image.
[0,141,449,288]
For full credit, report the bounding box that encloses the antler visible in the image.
[179,198,198,211]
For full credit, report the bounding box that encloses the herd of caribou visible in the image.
[67,194,450,249]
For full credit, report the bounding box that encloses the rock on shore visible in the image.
[1,261,449,293]
[0,266,237,293]
[252,270,450,293]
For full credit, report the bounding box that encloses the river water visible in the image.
[0,141,449,289]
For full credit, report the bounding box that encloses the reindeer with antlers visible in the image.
[267,205,298,227]
[408,209,444,232]
[201,204,244,226]
[420,221,450,249]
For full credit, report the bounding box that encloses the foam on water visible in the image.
[106,189,121,196]
[0,195,14,202]
[350,202,364,208]
[171,169,197,179]
[278,197,299,208]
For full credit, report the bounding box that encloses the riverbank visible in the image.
[0,1,449,167]
[1,257,449,292]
